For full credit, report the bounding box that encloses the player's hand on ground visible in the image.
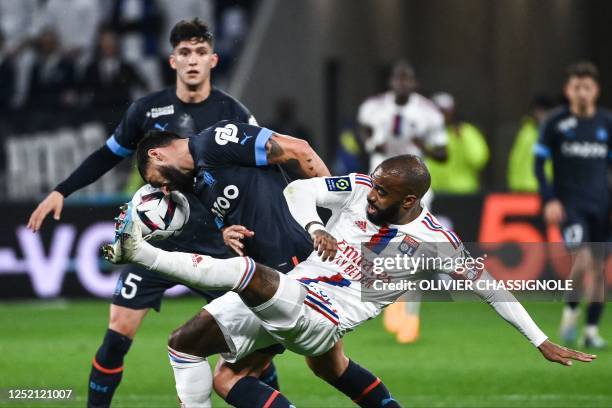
[222,225,254,256]
[27,191,65,232]
[537,339,596,366]
[312,230,337,262]
[543,199,565,225]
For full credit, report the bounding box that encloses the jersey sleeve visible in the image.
[534,115,555,159]
[423,108,448,148]
[235,100,259,126]
[357,98,376,128]
[284,173,370,230]
[201,120,273,167]
[105,101,145,157]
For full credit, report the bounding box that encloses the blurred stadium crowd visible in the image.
[0,0,564,202]
[0,0,254,200]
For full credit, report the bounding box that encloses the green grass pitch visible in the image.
[1,298,610,407]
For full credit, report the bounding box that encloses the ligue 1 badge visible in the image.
[398,235,419,256]
[325,176,352,192]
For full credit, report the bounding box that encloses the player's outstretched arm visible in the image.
[26,145,124,232]
[265,134,331,178]
[468,270,595,365]
[537,339,596,366]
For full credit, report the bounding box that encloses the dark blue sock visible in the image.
[88,329,132,408]
[587,302,604,325]
[225,376,292,408]
[259,361,280,390]
[331,360,400,408]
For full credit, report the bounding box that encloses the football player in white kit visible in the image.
[104,155,595,408]
[357,60,448,343]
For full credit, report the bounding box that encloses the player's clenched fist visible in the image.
[27,191,65,232]
[311,230,337,262]
[537,339,596,366]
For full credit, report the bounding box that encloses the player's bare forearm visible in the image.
[266,135,331,178]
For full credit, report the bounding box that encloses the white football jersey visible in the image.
[287,173,464,333]
[358,91,447,171]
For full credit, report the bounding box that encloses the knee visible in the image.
[167,326,184,351]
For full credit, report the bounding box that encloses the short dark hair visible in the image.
[377,154,431,198]
[566,61,599,83]
[136,130,183,180]
[170,18,214,48]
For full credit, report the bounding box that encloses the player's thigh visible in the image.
[169,308,230,357]
[205,292,279,363]
[305,340,349,383]
[213,353,275,398]
[257,278,341,357]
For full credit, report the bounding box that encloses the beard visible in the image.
[158,165,194,193]
[366,200,401,225]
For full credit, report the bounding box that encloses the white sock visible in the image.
[562,305,580,322]
[168,347,212,408]
[585,325,599,338]
[137,247,256,292]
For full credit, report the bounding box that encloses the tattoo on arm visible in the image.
[266,138,284,160]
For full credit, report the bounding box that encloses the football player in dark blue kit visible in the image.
[535,61,611,348]
[26,19,298,407]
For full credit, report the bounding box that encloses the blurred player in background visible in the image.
[105,155,596,407]
[357,60,448,343]
[508,95,555,192]
[26,19,285,407]
[535,61,611,348]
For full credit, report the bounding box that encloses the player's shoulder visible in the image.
[132,87,174,110]
[596,107,612,121]
[359,91,392,109]
[409,93,442,115]
[209,88,252,114]
[542,105,570,126]
[409,209,462,247]
[322,173,372,196]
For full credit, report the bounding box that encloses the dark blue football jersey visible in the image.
[535,106,612,212]
[189,120,313,271]
[105,87,255,257]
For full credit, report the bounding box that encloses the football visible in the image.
[131,184,190,240]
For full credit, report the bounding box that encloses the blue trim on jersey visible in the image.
[533,143,551,158]
[106,135,134,157]
[254,128,273,166]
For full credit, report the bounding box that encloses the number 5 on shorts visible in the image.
[121,273,143,299]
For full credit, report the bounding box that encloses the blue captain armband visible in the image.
[254,128,273,166]
[106,135,135,158]
[533,142,551,159]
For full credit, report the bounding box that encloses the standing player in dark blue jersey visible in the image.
[535,61,611,348]
[136,123,393,408]
[26,19,291,408]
